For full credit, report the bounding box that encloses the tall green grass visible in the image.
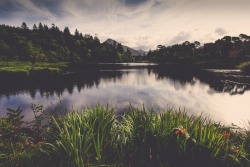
[1,104,249,166]
[52,105,249,167]
[53,105,119,166]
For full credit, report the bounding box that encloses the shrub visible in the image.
[237,61,250,73]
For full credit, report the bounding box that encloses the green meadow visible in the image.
[0,61,69,75]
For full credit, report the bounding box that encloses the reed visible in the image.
[53,105,119,166]
[1,104,249,167]
[52,105,249,167]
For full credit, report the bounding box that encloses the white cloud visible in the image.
[215,28,227,36]
[1,0,250,50]
[168,31,192,45]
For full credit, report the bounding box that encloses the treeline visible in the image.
[0,22,133,63]
[146,35,250,63]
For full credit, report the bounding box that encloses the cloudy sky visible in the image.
[1,0,250,50]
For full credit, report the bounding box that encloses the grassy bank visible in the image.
[0,105,250,167]
[0,61,69,75]
[237,61,250,74]
[193,57,250,69]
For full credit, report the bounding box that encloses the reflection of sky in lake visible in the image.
[1,69,250,127]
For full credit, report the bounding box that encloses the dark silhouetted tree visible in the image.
[21,22,28,30]
[33,24,37,30]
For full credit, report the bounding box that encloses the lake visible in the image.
[0,63,250,127]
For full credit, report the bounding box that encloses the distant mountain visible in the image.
[104,38,147,56]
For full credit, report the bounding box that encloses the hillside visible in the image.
[0,23,133,63]
[104,38,147,56]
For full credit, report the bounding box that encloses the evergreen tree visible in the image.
[21,22,28,30]
[38,22,43,31]
[33,24,37,30]
[74,29,80,38]
[64,27,71,36]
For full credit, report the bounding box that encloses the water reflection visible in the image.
[0,71,123,98]
[154,66,250,94]
[0,65,250,126]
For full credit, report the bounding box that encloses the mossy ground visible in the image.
[0,61,69,75]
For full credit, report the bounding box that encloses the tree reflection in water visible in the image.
[0,64,250,126]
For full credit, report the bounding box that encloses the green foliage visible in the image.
[0,106,56,167]
[53,105,118,166]
[237,61,250,73]
[1,104,250,166]
[51,105,250,167]
[0,61,68,75]
[5,107,24,128]
[0,23,133,63]
[145,34,250,66]
[29,104,45,141]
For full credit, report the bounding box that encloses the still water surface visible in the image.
[0,64,250,126]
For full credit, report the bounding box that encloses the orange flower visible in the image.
[175,128,186,135]
[175,130,181,134]
[181,129,186,134]
[223,131,230,138]
[234,149,239,153]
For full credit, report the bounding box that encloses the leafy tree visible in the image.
[0,40,10,60]
[94,36,100,46]
[194,41,201,48]
[239,34,250,42]
[47,50,59,62]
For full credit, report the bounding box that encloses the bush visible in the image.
[237,61,250,73]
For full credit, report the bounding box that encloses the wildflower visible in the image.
[234,149,239,153]
[175,130,180,134]
[175,128,186,135]
[223,131,230,138]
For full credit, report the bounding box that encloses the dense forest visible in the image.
[146,34,250,65]
[0,22,133,63]
[1,22,250,67]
